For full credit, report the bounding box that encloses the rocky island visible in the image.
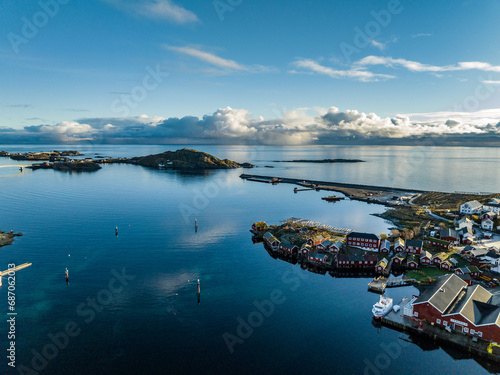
[28,161,102,172]
[0,230,22,248]
[105,148,254,169]
[2,150,82,161]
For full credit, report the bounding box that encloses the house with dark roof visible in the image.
[483,201,500,215]
[346,232,380,250]
[329,240,343,254]
[405,239,424,255]
[316,239,332,252]
[440,229,460,245]
[412,274,500,342]
[263,232,280,249]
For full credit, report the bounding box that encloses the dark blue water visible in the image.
[0,145,498,374]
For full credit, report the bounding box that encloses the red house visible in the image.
[316,240,332,251]
[346,232,380,250]
[405,239,424,255]
[308,252,328,264]
[279,242,299,255]
[411,274,500,342]
[301,244,311,255]
[392,253,406,265]
[307,235,329,246]
[394,238,405,253]
[481,211,496,221]
[427,238,453,250]
[432,253,447,265]
[420,251,432,265]
[440,229,460,245]
[336,253,377,268]
[263,232,280,249]
[440,260,453,270]
[455,266,482,278]
[379,239,390,253]
[407,255,419,269]
[375,258,389,273]
[252,222,268,231]
[329,241,343,254]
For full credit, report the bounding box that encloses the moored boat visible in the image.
[372,295,393,319]
[321,195,343,202]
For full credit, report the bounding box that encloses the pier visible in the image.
[0,263,32,286]
[240,174,426,194]
[382,298,500,363]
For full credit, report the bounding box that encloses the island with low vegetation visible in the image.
[103,148,254,169]
[1,150,82,160]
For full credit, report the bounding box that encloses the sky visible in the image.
[1,0,500,145]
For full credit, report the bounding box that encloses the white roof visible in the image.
[463,200,482,209]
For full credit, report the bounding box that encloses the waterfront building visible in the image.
[412,274,500,342]
[345,232,380,250]
[379,239,390,253]
[394,237,405,253]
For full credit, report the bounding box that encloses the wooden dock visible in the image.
[382,298,500,363]
[0,263,32,286]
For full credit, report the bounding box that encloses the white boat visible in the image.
[372,295,393,319]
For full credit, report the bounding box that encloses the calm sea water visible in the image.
[0,145,498,375]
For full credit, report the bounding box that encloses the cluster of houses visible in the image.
[460,198,500,232]
[407,273,500,343]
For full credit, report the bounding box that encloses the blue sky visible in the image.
[1,0,500,144]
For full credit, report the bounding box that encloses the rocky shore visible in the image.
[1,150,82,161]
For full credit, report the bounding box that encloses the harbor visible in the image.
[382,298,500,363]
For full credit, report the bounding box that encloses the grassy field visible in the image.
[406,266,451,282]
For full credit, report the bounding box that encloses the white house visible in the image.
[456,217,473,231]
[460,200,482,215]
[483,199,500,215]
[482,218,494,231]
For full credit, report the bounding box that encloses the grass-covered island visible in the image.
[103,148,254,169]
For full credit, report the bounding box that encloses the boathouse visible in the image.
[316,239,332,252]
[308,252,328,264]
[346,232,380,250]
[392,253,406,266]
[252,222,268,231]
[336,253,377,268]
[263,232,280,249]
[412,274,500,342]
[279,242,299,255]
[301,244,311,255]
[330,241,343,254]
[375,258,389,273]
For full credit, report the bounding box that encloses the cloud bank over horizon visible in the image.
[2,106,500,146]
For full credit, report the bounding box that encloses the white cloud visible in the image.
[164,45,246,71]
[370,40,386,50]
[163,45,274,74]
[356,56,500,73]
[103,0,199,24]
[482,80,500,85]
[290,59,395,82]
[412,33,432,38]
[5,106,499,145]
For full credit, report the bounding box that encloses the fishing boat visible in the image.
[321,195,343,202]
[372,295,393,319]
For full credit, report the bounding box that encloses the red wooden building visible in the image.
[411,274,500,342]
[252,222,268,231]
[405,239,424,255]
[346,232,380,250]
[427,238,453,250]
[394,238,405,253]
[420,251,432,265]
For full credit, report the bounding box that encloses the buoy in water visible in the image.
[65,268,69,283]
[115,226,118,236]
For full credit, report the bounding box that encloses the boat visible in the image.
[321,195,343,202]
[372,295,393,319]
[158,163,165,169]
